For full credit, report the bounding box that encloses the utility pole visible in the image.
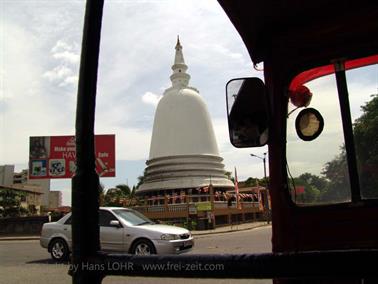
[250,152,270,224]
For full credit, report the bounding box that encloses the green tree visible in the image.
[0,189,28,217]
[292,173,324,203]
[320,148,350,202]
[353,94,378,198]
[115,184,131,196]
[98,183,105,206]
[103,184,132,206]
[299,172,328,194]
[244,177,258,186]
[224,171,232,180]
[319,94,378,201]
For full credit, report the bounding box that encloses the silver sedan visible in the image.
[40,207,194,261]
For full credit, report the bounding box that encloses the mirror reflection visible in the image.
[226,78,269,148]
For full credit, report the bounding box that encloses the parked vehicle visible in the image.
[40,207,194,261]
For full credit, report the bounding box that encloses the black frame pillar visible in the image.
[70,0,105,283]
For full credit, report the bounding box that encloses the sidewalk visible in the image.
[0,235,40,241]
[0,221,270,241]
[191,221,270,236]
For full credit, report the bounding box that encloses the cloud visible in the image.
[50,40,80,64]
[60,76,78,87]
[1,8,80,164]
[142,92,163,106]
[42,39,80,87]
[212,44,243,59]
[43,65,73,82]
[51,40,74,53]
[52,50,79,65]
[94,124,152,161]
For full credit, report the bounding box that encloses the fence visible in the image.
[0,216,49,236]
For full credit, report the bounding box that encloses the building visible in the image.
[48,191,62,209]
[0,184,43,215]
[28,178,50,209]
[133,39,267,229]
[137,38,234,199]
[0,165,15,186]
[0,165,52,211]
[13,169,28,184]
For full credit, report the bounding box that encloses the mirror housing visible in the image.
[226,78,269,148]
[110,220,121,228]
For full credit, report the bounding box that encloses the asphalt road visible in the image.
[0,226,272,284]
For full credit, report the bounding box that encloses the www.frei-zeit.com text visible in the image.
[68,261,225,272]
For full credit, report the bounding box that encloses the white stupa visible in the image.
[137,37,234,194]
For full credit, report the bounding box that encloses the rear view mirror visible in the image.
[226,78,269,147]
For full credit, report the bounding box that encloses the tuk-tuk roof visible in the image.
[218,1,378,68]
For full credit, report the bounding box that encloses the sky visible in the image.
[1,1,377,206]
[1,0,267,206]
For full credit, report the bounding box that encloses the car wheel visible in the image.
[50,238,69,261]
[131,239,156,255]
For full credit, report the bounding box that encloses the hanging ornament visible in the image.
[289,85,313,108]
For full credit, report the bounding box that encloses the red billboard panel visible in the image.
[29,135,115,179]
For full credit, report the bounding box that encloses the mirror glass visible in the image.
[226,78,269,147]
[295,108,324,141]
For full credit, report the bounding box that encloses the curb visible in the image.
[192,223,270,236]
[0,236,40,241]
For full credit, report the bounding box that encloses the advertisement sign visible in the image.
[29,135,115,179]
[195,202,212,211]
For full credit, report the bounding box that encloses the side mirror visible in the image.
[226,78,269,148]
[110,220,121,228]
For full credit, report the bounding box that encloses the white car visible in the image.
[40,207,194,261]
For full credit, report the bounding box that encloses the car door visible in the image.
[99,210,125,252]
[62,215,72,248]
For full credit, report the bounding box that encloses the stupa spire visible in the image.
[174,36,185,64]
[170,36,190,88]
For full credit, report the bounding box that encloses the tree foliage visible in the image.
[103,184,132,207]
[291,173,324,203]
[353,94,378,198]
[320,148,351,202]
[0,189,29,217]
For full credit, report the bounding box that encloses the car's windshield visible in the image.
[113,209,154,226]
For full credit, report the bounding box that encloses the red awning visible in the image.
[289,55,378,91]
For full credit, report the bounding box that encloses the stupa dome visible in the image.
[137,37,234,194]
[149,87,219,159]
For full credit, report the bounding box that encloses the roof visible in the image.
[218,1,378,68]
[0,184,44,194]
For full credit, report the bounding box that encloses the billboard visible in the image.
[29,135,115,179]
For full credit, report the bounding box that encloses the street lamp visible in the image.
[250,152,270,223]
[250,153,267,181]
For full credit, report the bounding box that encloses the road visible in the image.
[0,226,272,284]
